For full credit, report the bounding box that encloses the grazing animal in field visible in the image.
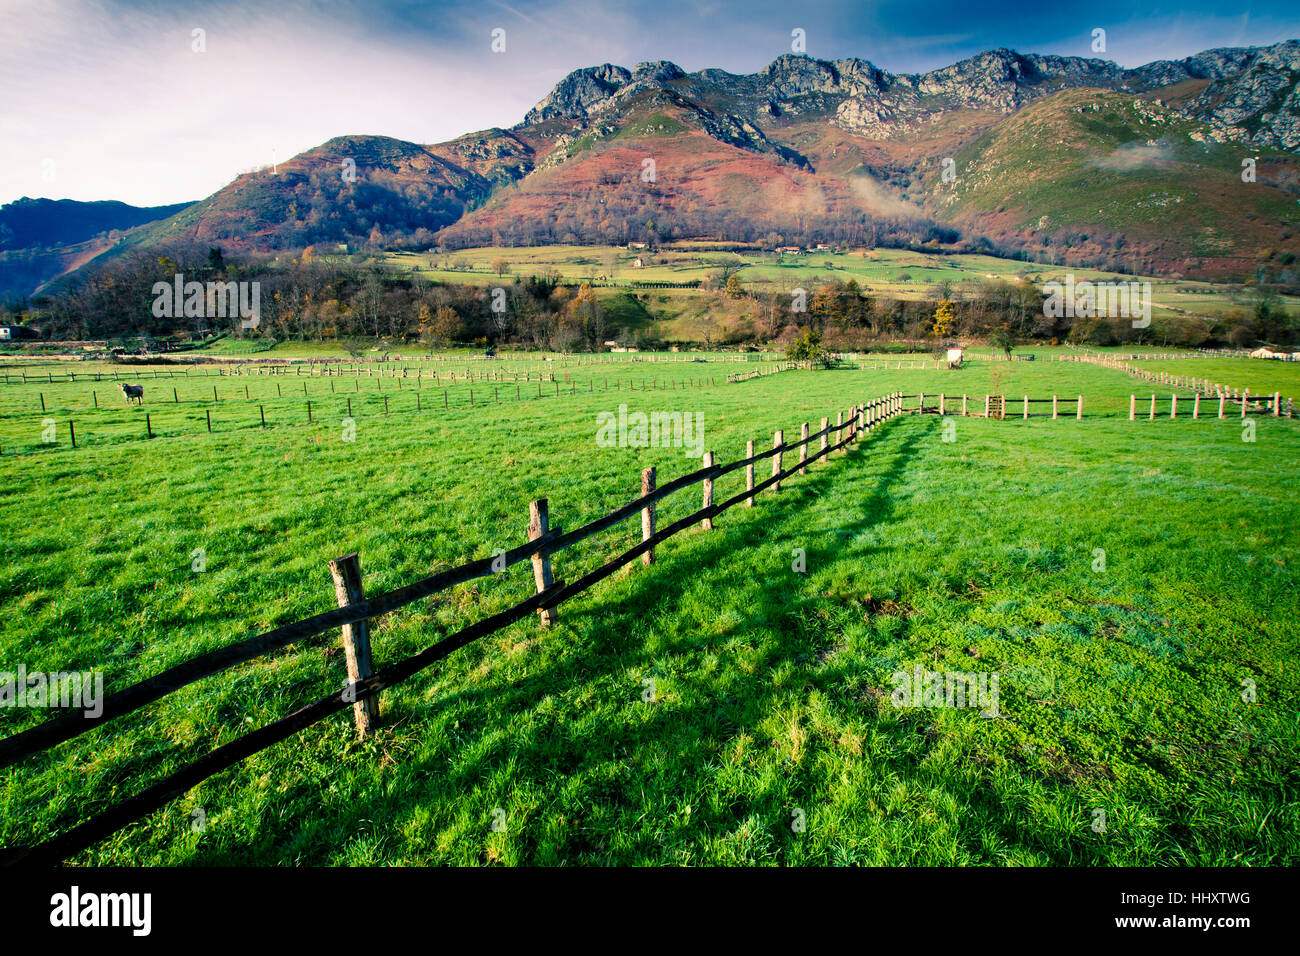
[120,383,144,405]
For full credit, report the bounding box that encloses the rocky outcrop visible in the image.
[1182,41,1300,150]
[522,64,632,124]
[519,42,1300,151]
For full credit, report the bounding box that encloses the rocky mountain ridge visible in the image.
[523,42,1300,149]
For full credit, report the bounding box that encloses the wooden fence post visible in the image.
[702,452,714,530]
[1242,389,1249,419]
[1023,395,1029,419]
[528,498,556,627]
[1149,394,1156,420]
[328,553,378,738]
[984,394,990,418]
[835,412,843,451]
[1076,396,1082,420]
[1170,395,1177,419]
[799,423,809,474]
[772,430,783,492]
[1218,395,1225,419]
[1193,394,1200,419]
[1129,395,1135,421]
[745,440,755,507]
[641,468,656,566]
[1273,392,1281,416]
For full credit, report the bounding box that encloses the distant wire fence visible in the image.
[0,369,760,456]
[0,352,784,387]
[1066,343,1299,362]
[1061,353,1295,418]
[0,391,907,865]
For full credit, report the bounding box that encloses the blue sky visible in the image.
[2,0,1297,207]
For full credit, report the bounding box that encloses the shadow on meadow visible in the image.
[129,415,1300,865]
[173,424,935,864]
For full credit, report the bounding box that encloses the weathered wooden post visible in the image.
[820,417,829,458]
[745,440,755,507]
[984,394,991,418]
[1023,395,1029,419]
[1193,394,1200,419]
[328,553,378,737]
[702,452,714,530]
[1149,394,1156,420]
[1242,388,1249,419]
[528,498,556,627]
[835,412,844,451]
[1274,392,1281,416]
[640,468,656,566]
[962,394,968,416]
[799,423,809,474]
[1218,394,1225,419]
[772,430,783,492]
[1076,395,1083,420]
[1170,395,1177,419]
[1129,395,1135,421]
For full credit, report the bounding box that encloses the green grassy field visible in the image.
[388,245,1300,328]
[1,349,1297,864]
[1127,357,1300,400]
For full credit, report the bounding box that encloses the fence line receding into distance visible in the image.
[0,391,908,866]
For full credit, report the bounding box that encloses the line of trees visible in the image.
[6,242,1294,351]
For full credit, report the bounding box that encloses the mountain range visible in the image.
[6,41,1300,300]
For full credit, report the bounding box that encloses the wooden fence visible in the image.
[1063,353,1295,417]
[897,393,1085,420]
[1126,392,1288,420]
[725,362,796,383]
[0,391,907,865]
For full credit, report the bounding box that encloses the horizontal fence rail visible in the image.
[893,393,1085,420]
[0,370,766,457]
[1,392,907,864]
[1062,353,1295,417]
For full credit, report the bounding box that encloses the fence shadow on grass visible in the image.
[178,423,930,864]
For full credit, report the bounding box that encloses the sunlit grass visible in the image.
[1,354,1297,865]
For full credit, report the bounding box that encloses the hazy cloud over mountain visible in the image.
[2,0,1297,206]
